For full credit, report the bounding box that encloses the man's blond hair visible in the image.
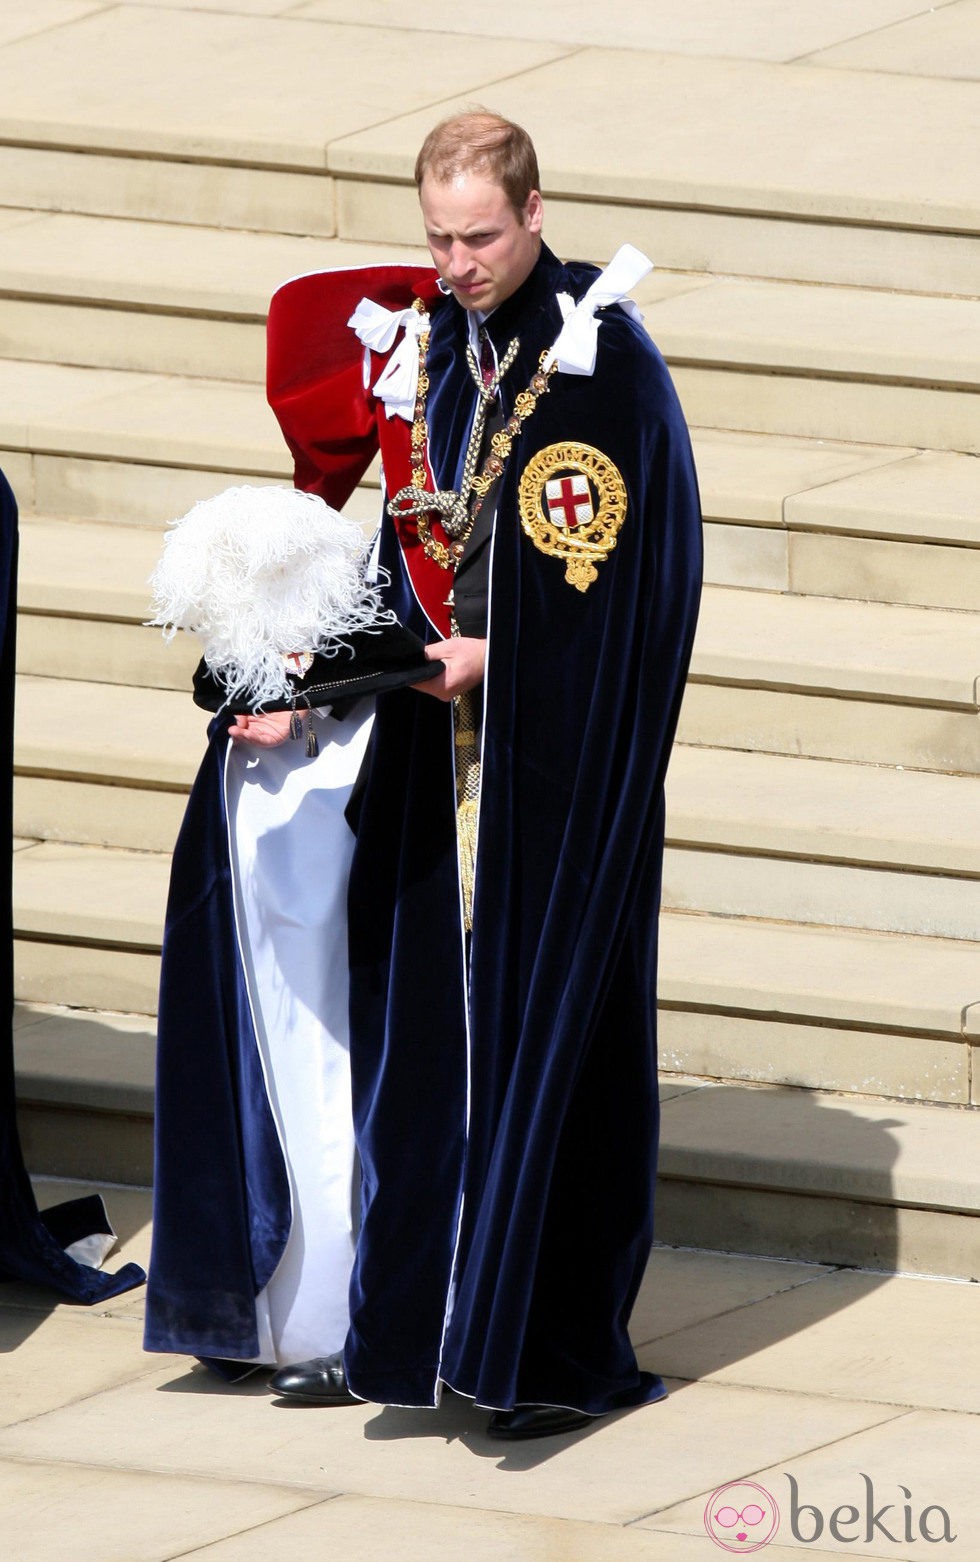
[414,110,540,215]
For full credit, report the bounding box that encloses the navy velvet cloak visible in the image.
[143,248,702,1409]
[344,247,702,1412]
[0,468,145,1302]
[143,723,291,1358]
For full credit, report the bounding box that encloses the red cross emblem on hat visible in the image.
[544,472,594,531]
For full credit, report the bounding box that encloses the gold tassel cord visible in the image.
[454,687,481,932]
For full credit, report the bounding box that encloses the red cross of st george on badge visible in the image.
[518,441,628,592]
[545,472,594,530]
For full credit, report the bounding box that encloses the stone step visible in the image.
[2,214,977,450]
[0,211,427,383]
[15,677,979,938]
[12,833,979,1092]
[16,670,979,931]
[13,839,170,1015]
[663,747,979,941]
[698,433,980,611]
[15,513,197,692]
[15,567,980,778]
[658,912,979,1108]
[636,277,980,454]
[7,376,978,610]
[682,587,980,774]
[0,7,975,293]
[15,512,373,691]
[0,359,288,490]
[656,1079,979,1280]
[13,1001,979,1279]
[14,676,205,853]
[13,1003,155,1186]
[331,49,980,297]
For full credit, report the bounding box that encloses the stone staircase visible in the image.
[2,2,977,1281]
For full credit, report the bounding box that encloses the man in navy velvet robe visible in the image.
[262,112,703,1438]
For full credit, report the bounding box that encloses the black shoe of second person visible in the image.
[486,1404,596,1440]
[268,1352,361,1404]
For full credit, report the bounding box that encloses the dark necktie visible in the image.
[478,328,496,399]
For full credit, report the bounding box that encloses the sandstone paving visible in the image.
[170,1491,836,1561]
[676,363,979,454]
[21,369,287,473]
[329,52,980,229]
[0,1457,318,1562]
[659,1009,970,1106]
[638,277,980,386]
[15,676,207,786]
[0,8,571,167]
[0,209,41,237]
[291,0,963,65]
[657,914,980,1036]
[628,1247,834,1348]
[0,143,337,237]
[13,840,173,946]
[662,843,978,942]
[0,449,32,505]
[642,1268,980,1413]
[127,0,300,12]
[3,1211,972,1550]
[0,211,427,316]
[0,0,106,48]
[665,745,980,874]
[15,772,186,857]
[690,429,914,526]
[805,0,980,80]
[0,360,166,451]
[0,1361,900,1526]
[15,1009,156,1117]
[660,1084,980,1214]
[645,1409,978,1555]
[25,456,285,530]
[784,449,980,546]
[18,517,180,619]
[658,1080,706,1104]
[0,1307,163,1426]
[694,585,979,707]
[787,531,980,613]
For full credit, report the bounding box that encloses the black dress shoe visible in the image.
[487,1404,597,1440]
[268,1352,361,1404]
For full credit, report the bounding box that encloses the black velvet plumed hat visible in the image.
[149,484,440,715]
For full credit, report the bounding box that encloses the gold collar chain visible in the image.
[387,300,558,570]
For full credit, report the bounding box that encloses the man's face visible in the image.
[420,172,543,313]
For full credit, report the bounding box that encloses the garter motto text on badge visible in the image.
[518,441,627,591]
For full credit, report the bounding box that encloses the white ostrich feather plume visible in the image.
[148,484,394,706]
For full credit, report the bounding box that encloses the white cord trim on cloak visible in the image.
[148,484,396,708]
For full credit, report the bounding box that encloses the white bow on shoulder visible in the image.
[347,298,430,422]
[544,243,653,376]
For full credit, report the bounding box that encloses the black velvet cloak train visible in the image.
[144,248,702,1415]
[0,468,145,1301]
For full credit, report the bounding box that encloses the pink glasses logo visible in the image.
[704,1481,781,1553]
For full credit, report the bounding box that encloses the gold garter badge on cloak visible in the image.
[517,441,627,591]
